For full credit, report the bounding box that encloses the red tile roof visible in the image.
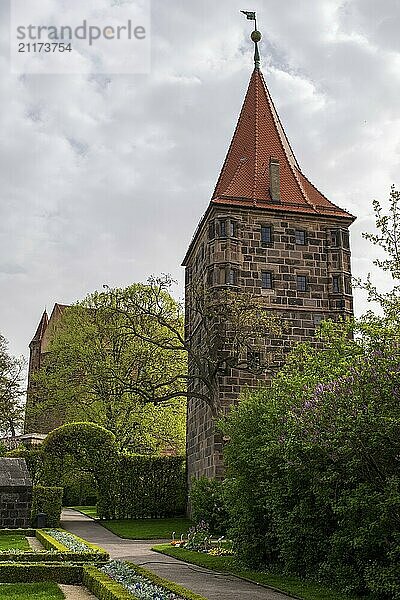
[212,68,355,221]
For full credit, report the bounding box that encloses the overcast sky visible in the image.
[1,0,400,359]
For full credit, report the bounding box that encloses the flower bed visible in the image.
[83,561,206,600]
[170,522,234,557]
[45,529,100,553]
[101,560,184,599]
[0,528,108,564]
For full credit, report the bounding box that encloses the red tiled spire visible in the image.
[30,309,48,345]
[212,68,354,220]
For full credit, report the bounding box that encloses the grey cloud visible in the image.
[0,0,399,359]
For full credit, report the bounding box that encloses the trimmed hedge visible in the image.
[100,455,186,519]
[83,563,207,600]
[31,486,63,527]
[0,563,82,584]
[0,529,35,536]
[83,566,134,599]
[0,551,104,563]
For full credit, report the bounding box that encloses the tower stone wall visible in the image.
[184,205,353,480]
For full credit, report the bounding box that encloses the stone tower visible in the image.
[182,28,355,481]
[24,304,68,434]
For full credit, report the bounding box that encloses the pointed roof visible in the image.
[211,68,354,220]
[30,310,48,345]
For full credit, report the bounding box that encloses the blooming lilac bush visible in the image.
[222,318,400,599]
[100,560,184,599]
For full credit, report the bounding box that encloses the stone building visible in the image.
[24,303,69,434]
[182,35,355,481]
[0,458,32,528]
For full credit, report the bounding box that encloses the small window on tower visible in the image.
[331,229,340,247]
[207,268,214,286]
[208,221,215,240]
[261,225,272,244]
[219,220,227,238]
[297,275,307,292]
[261,271,273,289]
[332,275,340,293]
[342,230,350,249]
[295,229,306,245]
[226,268,237,286]
[229,220,236,237]
[345,277,352,294]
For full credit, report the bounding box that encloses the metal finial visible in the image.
[241,11,262,69]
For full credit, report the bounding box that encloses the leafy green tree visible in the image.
[356,185,400,318]
[32,284,186,453]
[0,333,26,437]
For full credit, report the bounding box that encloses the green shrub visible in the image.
[0,563,82,584]
[189,476,229,534]
[101,455,186,520]
[31,486,63,527]
[40,422,187,520]
[62,471,97,506]
[222,320,400,598]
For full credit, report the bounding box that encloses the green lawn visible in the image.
[152,544,367,600]
[102,517,192,539]
[0,582,64,599]
[72,506,192,540]
[72,505,98,519]
[0,535,31,552]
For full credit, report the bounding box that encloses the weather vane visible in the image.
[241,10,262,69]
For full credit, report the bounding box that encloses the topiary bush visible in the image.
[189,476,229,534]
[31,486,63,527]
[42,422,117,517]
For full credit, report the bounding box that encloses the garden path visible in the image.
[59,584,97,599]
[61,509,294,600]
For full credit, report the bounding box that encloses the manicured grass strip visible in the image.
[72,505,98,519]
[83,563,207,600]
[152,545,364,600]
[0,535,30,552]
[71,506,193,540]
[101,518,192,540]
[0,582,64,599]
[0,563,82,584]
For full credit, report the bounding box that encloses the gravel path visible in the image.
[59,584,97,599]
[61,509,294,600]
[27,536,44,551]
